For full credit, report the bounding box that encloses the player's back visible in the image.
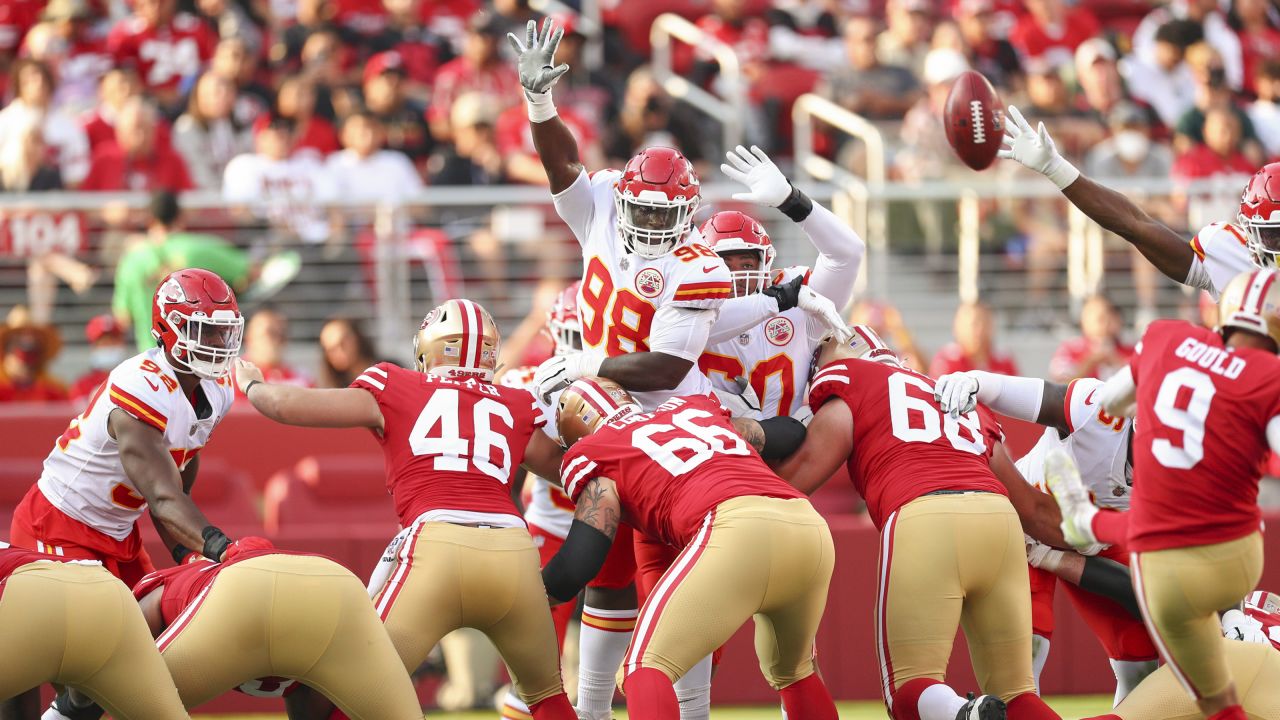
[1128,320,1280,551]
[808,359,1005,529]
[352,363,545,527]
[560,394,802,546]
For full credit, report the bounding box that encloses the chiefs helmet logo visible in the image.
[155,277,188,308]
[635,268,665,299]
[765,317,794,346]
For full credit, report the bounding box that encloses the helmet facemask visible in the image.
[719,249,770,297]
[549,318,582,356]
[1241,213,1280,269]
[615,190,698,259]
[167,309,243,379]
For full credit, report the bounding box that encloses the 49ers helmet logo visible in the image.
[765,316,794,346]
[635,268,665,299]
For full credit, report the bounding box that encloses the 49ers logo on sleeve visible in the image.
[634,268,665,299]
[765,317,794,346]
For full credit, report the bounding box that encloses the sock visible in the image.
[528,694,577,720]
[1091,510,1129,546]
[623,667,679,719]
[919,683,967,720]
[501,694,533,720]
[1031,635,1051,693]
[576,607,637,716]
[1006,692,1061,720]
[1207,706,1247,720]
[1109,659,1157,706]
[889,678,941,720]
[674,655,712,720]
[779,673,838,720]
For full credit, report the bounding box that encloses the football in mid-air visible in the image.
[944,70,1004,171]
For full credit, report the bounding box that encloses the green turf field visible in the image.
[209,695,1113,719]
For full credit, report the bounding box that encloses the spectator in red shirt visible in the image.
[365,0,443,105]
[20,0,113,118]
[955,0,1022,89]
[106,0,217,109]
[495,99,598,185]
[1173,42,1262,161]
[427,11,518,142]
[1230,0,1280,96]
[82,67,140,150]
[1009,0,1100,68]
[81,96,194,191]
[235,307,310,403]
[929,301,1020,377]
[0,306,67,404]
[1049,294,1135,382]
[68,314,127,403]
[253,74,340,158]
[1172,105,1256,181]
[694,0,771,74]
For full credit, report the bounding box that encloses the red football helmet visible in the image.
[1239,162,1280,268]
[614,146,701,258]
[152,268,243,379]
[700,210,775,297]
[547,281,582,355]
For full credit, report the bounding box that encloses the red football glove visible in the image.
[222,536,275,562]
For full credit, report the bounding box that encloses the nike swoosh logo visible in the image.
[144,377,161,392]
[1084,388,1097,406]
[702,265,717,274]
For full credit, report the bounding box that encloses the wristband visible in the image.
[171,543,194,564]
[1045,157,1081,191]
[202,525,231,562]
[525,88,557,123]
[776,185,814,223]
[245,380,261,396]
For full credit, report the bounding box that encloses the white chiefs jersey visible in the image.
[1015,377,1132,511]
[553,169,733,411]
[1190,221,1254,299]
[37,348,234,541]
[700,267,821,420]
[499,366,573,539]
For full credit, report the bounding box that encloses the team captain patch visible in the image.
[635,268,664,299]
[765,316,794,346]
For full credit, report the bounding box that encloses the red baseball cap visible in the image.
[363,51,406,86]
[85,314,123,343]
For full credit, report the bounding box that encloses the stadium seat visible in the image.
[0,458,43,537]
[263,455,399,536]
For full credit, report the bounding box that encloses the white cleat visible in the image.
[1044,447,1101,551]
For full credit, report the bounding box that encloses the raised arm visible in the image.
[1000,105,1195,285]
[773,398,854,495]
[509,19,582,194]
[933,370,1073,437]
[236,359,384,430]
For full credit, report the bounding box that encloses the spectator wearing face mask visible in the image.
[1247,60,1280,158]
[69,315,127,403]
[0,306,67,403]
[1086,101,1174,179]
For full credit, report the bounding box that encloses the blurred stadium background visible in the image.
[5,0,1280,714]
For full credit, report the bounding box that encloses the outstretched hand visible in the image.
[508,19,570,98]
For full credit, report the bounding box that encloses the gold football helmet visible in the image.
[557,377,640,447]
[815,324,899,370]
[1218,269,1280,349]
[414,299,501,381]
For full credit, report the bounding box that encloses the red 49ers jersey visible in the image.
[350,363,545,527]
[559,395,803,547]
[107,13,216,93]
[808,359,1006,530]
[1127,320,1280,551]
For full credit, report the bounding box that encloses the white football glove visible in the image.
[997,105,1080,190]
[721,145,792,207]
[1222,609,1269,644]
[507,19,569,98]
[933,372,980,418]
[713,384,762,419]
[533,352,603,403]
[797,287,852,344]
[1024,537,1067,573]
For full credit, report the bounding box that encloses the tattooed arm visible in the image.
[541,477,620,602]
[733,418,766,454]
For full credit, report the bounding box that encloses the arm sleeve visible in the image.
[648,305,715,362]
[222,156,257,203]
[970,370,1046,423]
[799,202,865,312]
[551,169,597,246]
[708,294,779,343]
[1096,365,1137,418]
[1267,416,1280,454]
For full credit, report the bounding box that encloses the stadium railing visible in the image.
[650,12,749,153]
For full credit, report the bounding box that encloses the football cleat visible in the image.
[1044,447,1101,551]
[956,693,1006,720]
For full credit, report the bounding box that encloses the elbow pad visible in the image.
[758,415,807,460]
[542,520,614,603]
